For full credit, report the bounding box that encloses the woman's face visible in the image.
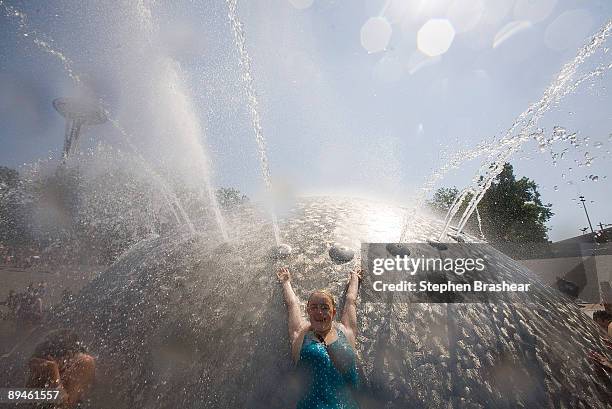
[307,293,335,333]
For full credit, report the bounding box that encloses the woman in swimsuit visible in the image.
[277,266,362,409]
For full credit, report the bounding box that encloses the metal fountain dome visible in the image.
[2,196,610,408]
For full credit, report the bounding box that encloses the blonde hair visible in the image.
[308,289,336,308]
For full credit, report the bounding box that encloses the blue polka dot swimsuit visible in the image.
[296,326,360,409]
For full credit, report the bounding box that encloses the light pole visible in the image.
[597,222,612,231]
[578,196,594,234]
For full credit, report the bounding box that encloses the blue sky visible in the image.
[1,0,611,241]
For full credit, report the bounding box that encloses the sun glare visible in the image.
[417,19,456,57]
[361,17,393,54]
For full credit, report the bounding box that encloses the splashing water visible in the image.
[105,115,195,233]
[440,20,612,240]
[226,0,281,245]
[399,54,611,242]
[0,1,82,84]
[0,0,187,228]
[475,205,485,241]
[399,142,494,241]
[1,1,230,240]
[123,1,228,240]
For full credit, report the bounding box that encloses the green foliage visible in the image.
[0,164,165,264]
[428,163,553,243]
[30,167,83,246]
[0,166,19,188]
[74,167,161,263]
[1,160,251,265]
[216,187,249,210]
[429,187,460,213]
[0,166,32,245]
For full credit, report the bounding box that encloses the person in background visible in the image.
[17,283,44,325]
[588,310,612,372]
[26,329,95,408]
[0,289,18,320]
[593,310,612,337]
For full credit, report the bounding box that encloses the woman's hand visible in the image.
[277,267,291,283]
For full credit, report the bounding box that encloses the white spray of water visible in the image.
[105,115,195,232]
[125,0,228,241]
[440,20,612,240]
[152,58,229,240]
[475,205,485,240]
[226,0,281,245]
[1,1,229,239]
[1,1,82,84]
[0,0,190,229]
[400,26,612,243]
[398,142,492,242]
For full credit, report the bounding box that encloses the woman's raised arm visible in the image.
[277,267,308,343]
[341,268,362,347]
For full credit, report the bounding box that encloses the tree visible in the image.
[428,163,553,243]
[0,163,167,264]
[0,166,33,245]
[216,187,249,210]
[29,167,83,247]
[429,187,460,214]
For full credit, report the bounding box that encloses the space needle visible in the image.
[53,97,107,161]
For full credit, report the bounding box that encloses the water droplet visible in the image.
[590,175,599,182]
[552,126,567,139]
[561,174,566,179]
[560,152,565,159]
[594,142,603,148]
[553,185,559,191]
[568,167,573,172]
[581,179,586,183]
